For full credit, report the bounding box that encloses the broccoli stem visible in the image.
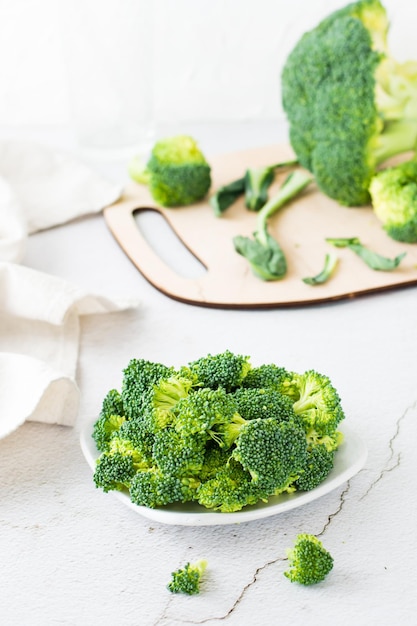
[374,119,417,165]
[255,170,313,245]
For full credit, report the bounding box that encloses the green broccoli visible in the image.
[172,387,240,439]
[369,158,417,242]
[152,428,206,477]
[244,160,299,212]
[129,135,211,207]
[197,458,260,512]
[93,427,153,493]
[167,560,208,595]
[279,369,345,439]
[92,389,125,452]
[209,160,298,216]
[233,387,297,423]
[186,350,251,392]
[242,363,289,390]
[231,417,308,492]
[281,0,417,206]
[284,534,334,585]
[326,236,406,270]
[92,352,347,512]
[129,467,200,508]
[302,253,339,286]
[294,444,336,491]
[233,170,312,281]
[121,358,174,421]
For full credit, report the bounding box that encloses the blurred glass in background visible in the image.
[60,0,155,160]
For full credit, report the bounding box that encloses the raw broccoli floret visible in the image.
[186,350,252,392]
[92,389,125,452]
[129,135,211,207]
[369,158,417,242]
[167,560,208,595]
[232,387,297,423]
[281,0,417,206]
[93,451,137,493]
[198,445,232,481]
[242,363,289,390]
[152,428,206,477]
[129,468,199,508]
[121,358,174,421]
[233,170,312,281]
[93,430,153,493]
[294,444,336,491]
[231,417,308,492]
[197,459,260,512]
[279,370,345,438]
[284,534,334,585]
[172,387,240,439]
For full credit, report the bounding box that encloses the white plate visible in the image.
[80,419,367,526]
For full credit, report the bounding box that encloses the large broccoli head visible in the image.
[281,0,417,206]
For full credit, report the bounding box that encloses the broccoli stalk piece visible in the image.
[281,0,417,206]
[209,177,246,216]
[209,160,298,216]
[167,560,208,595]
[284,534,334,585]
[129,135,211,207]
[233,170,312,281]
[302,253,339,286]
[326,237,406,270]
[244,160,299,212]
[369,158,417,242]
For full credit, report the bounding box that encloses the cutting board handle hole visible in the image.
[133,209,207,279]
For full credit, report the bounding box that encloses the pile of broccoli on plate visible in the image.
[91,350,345,514]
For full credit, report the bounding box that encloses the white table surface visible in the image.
[1,123,417,626]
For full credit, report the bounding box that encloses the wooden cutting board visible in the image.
[103,144,417,308]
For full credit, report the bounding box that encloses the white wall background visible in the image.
[0,0,417,129]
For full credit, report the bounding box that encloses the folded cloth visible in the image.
[0,263,135,439]
[0,141,133,439]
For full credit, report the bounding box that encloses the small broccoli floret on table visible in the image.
[92,389,125,452]
[233,387,297,422]
[281,0,417,206]
[284,534,334,585]
[129,135,211,207]
[370,158,417,242]
[231,417,308,493]
[167,560,208,595]
[197,459,259,512]
[186,350,252,392]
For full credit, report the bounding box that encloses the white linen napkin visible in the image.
[0,140,133,439]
